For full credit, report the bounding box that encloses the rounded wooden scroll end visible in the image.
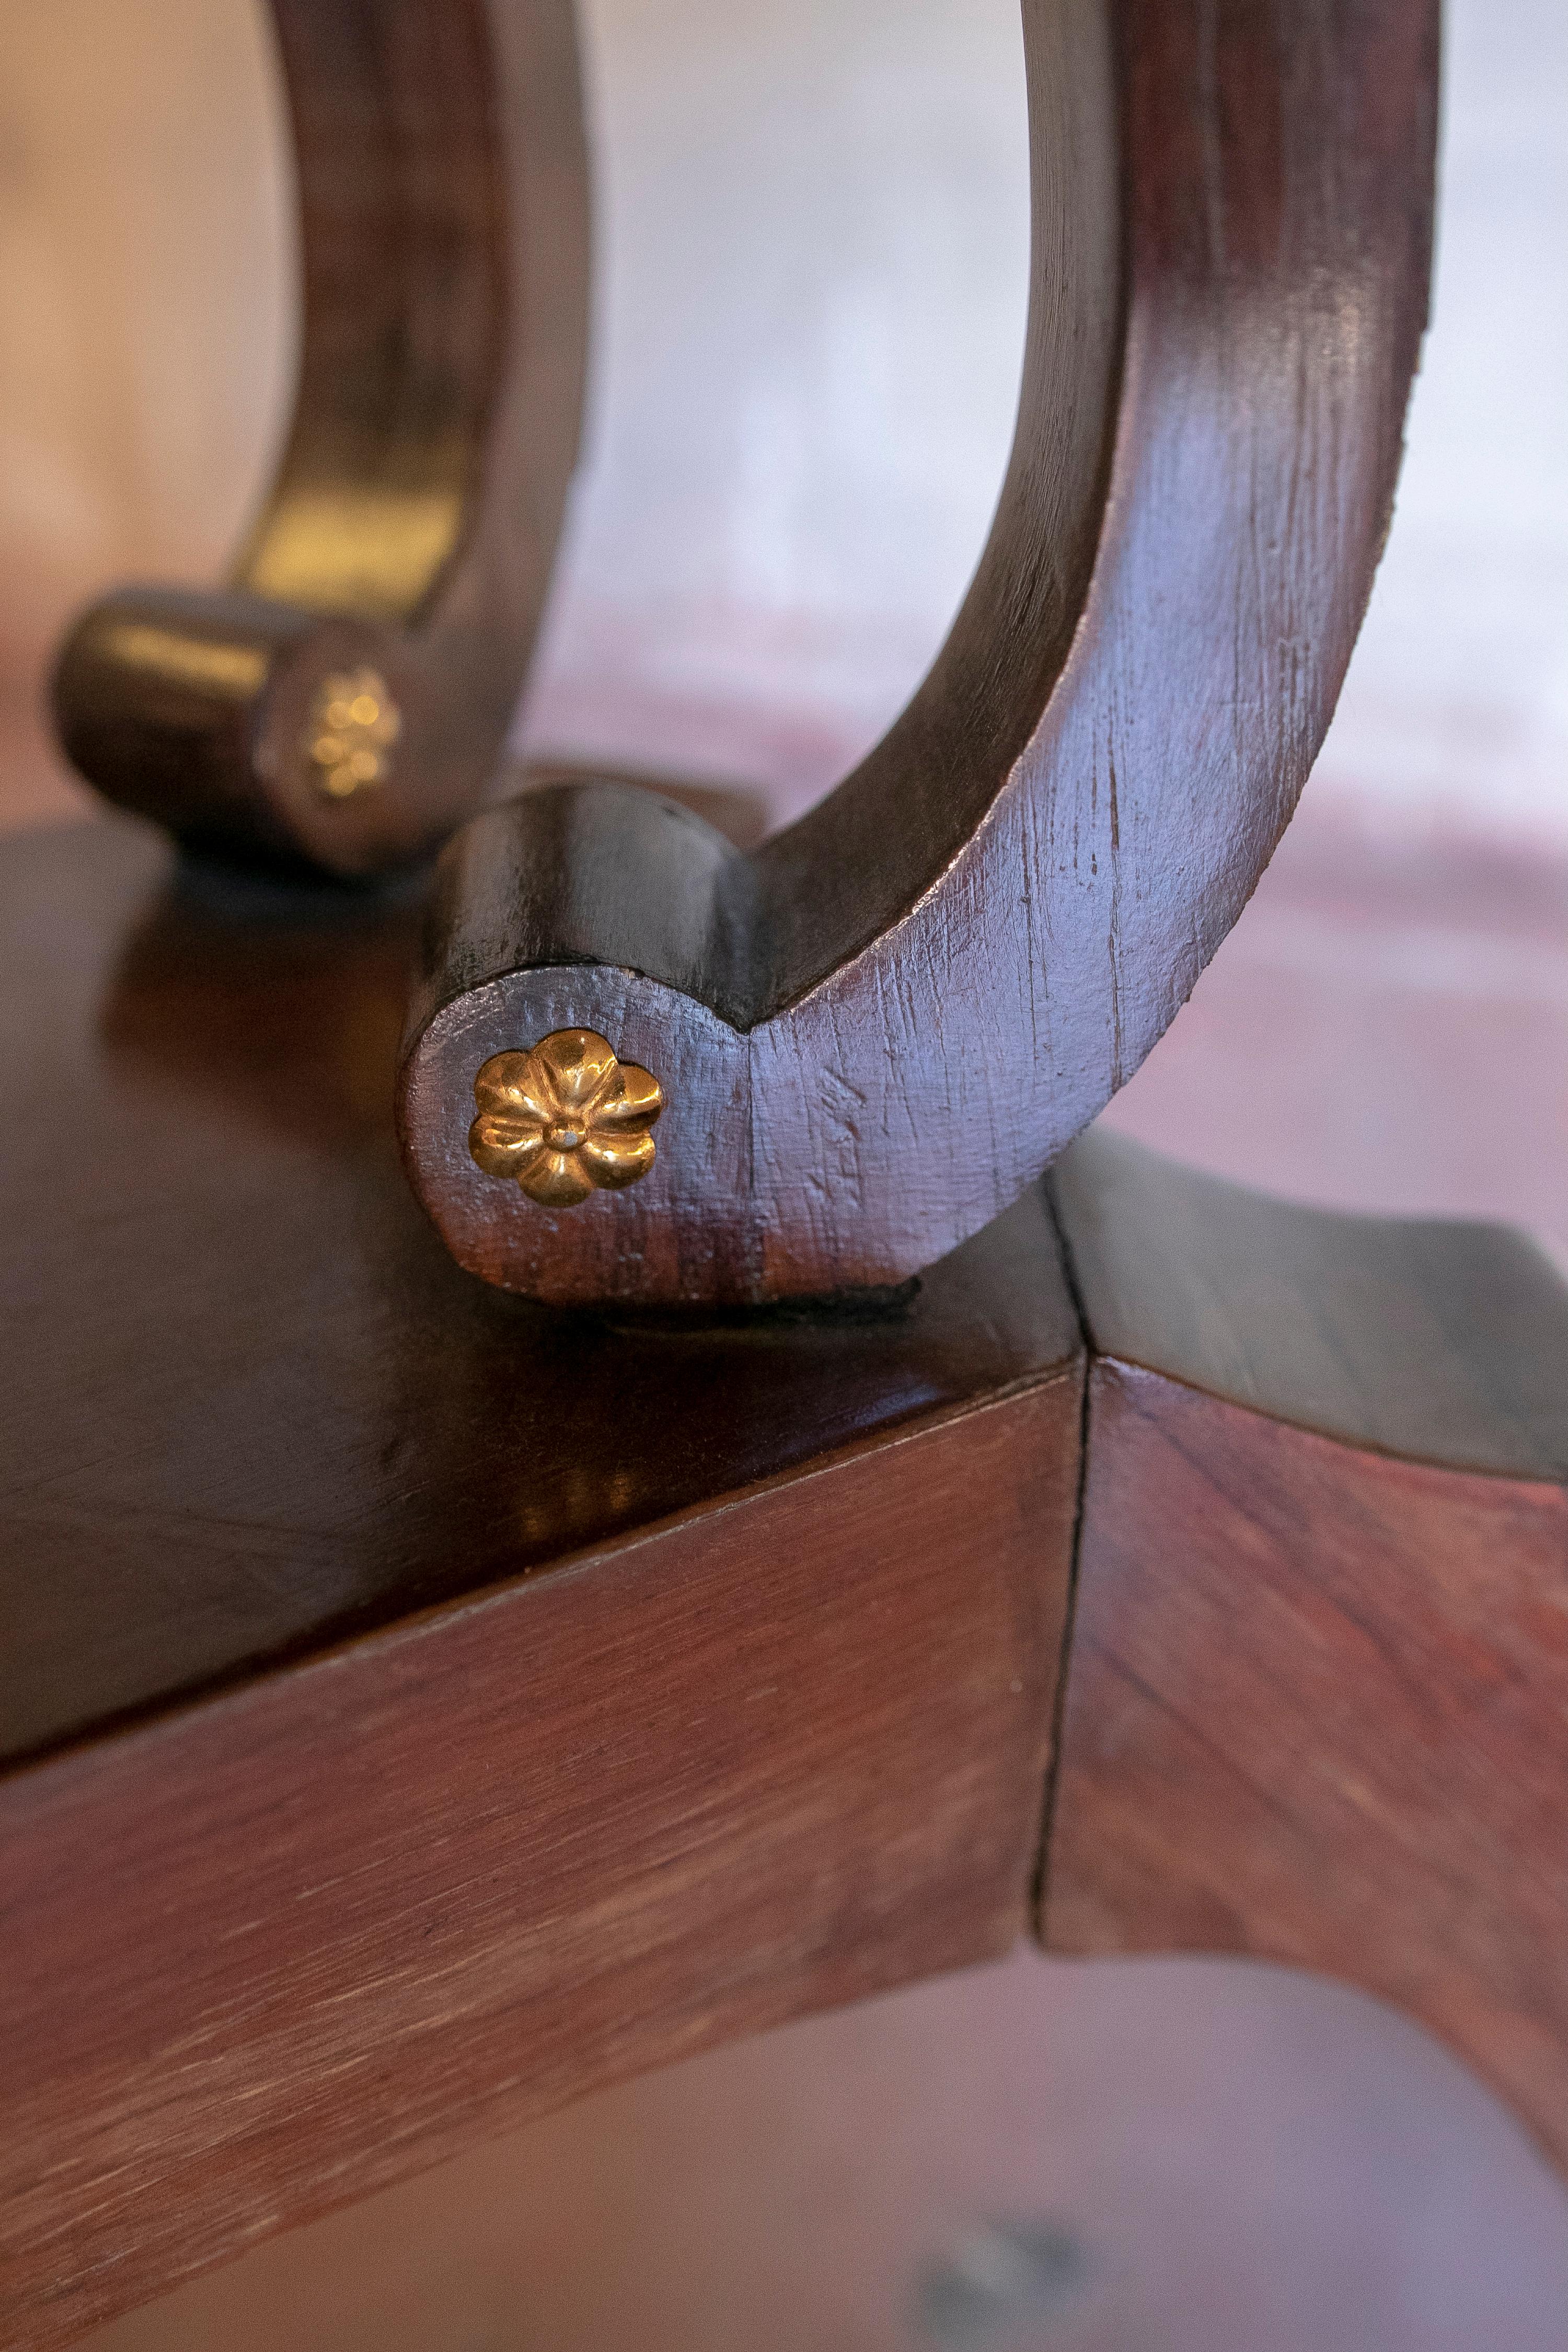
[397,779,758,1309]
[52,587,457,879]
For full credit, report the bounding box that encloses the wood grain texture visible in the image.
[1045,1132,1568,2175]
[0,817,1078,1764]
[0,815,1083,2348]
[50,0,589,878]
[400,0,1438,1305]
[2,1382,1081,2351]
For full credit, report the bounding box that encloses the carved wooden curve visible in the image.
[398,0,1437,1306]
[50,0,588,879]
[1,824,1564,2345]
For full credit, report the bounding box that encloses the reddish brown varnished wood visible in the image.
[8,824,1568,2328]
[399,0,1438,1307]
[0,817,1083,2348]
[1044,1131,1568,2174]
[50,0,588,879]
[3,1388,1080,2350]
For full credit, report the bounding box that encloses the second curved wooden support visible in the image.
[399,0,1437,1305]
[1043,1129,1568,2175]
[51,0,589,879]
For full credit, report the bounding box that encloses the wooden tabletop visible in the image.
[0,813,1078,1766]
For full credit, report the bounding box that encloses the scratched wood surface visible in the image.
[51,0,589,877]
[0,815,1083,2349]
[1044,1129,1568,2174]
[400,0,1438,1306]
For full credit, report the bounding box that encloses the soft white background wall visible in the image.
[523,0,1568,851]
[1315,0,1568,846]
[0,0,1562,849]
[522,0,1033,809]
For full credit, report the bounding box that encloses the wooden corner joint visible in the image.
[1040,1129,1568,2182]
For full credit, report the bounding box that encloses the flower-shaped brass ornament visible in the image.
[468,1030,664,1207]
[306,667,402,801]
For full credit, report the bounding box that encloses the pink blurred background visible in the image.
[2,0,1564,2344]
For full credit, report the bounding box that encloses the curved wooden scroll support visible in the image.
[1044,1129,1568,2177]
[398,0,1437,1305]
[51,0,588,880]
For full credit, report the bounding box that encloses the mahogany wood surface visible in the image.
[400,0,1438,1307]
[1044,1129,1568,2173]
[0,816,1082,2348]
[6,823,1568,2333]
[50,0,588,878]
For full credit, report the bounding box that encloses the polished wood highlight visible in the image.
[400,0,1437,1305]
[1044,1129,1568,2174]
[0,817,1083,2349]
[50,0,588,878]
